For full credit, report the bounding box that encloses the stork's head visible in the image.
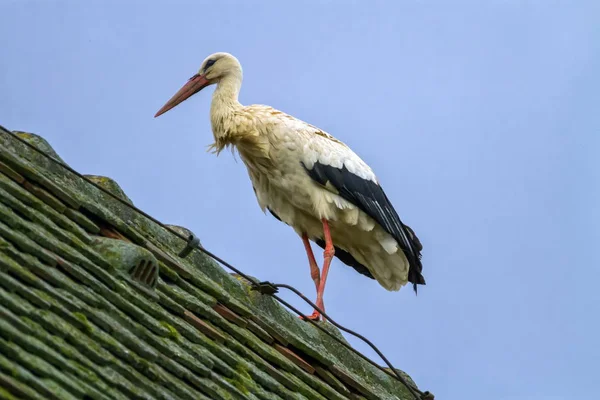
[154,52,242,118]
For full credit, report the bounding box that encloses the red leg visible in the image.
[305,219,335,321]
[301,233,320,292]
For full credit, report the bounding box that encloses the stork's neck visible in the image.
[210,74,242,130]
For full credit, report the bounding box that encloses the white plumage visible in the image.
[155,52,424,319]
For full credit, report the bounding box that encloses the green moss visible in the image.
[0,386,17,400]
[13,132,66,164]
[72,362,98,382]
[157,263,179,282]
[235,362,252,381]
[32,290,53,304]
[134,356,153,376]
[220,362,253,395]
[159,321,181,342]
[83,175,133,205]
[72,312,92,333]
[225,377,249,395]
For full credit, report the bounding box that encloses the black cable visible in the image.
[273,284,422,398]
[2,128,429,399]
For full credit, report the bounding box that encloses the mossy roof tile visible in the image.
[0,371,46,400]
[0,127,426,400]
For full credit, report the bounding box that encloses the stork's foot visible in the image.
[300,298,326,321]
[300,310,322,321]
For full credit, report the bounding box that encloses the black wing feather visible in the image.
[303,161,425,291]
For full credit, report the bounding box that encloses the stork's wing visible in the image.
[300,129,425,290]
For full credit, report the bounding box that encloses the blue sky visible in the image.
[1,1,598,399]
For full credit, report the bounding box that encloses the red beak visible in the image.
[154,74,211,117]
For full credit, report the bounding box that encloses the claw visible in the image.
[300,310,321,321]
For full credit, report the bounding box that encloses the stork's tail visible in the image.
[404,224,426,294]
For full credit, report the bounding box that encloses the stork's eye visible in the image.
[204,59,217,70]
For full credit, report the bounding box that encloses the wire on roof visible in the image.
[3,128,432,400]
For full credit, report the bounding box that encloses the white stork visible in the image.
[155,52,425,320]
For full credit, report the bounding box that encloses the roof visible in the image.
[0,125,429,400]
